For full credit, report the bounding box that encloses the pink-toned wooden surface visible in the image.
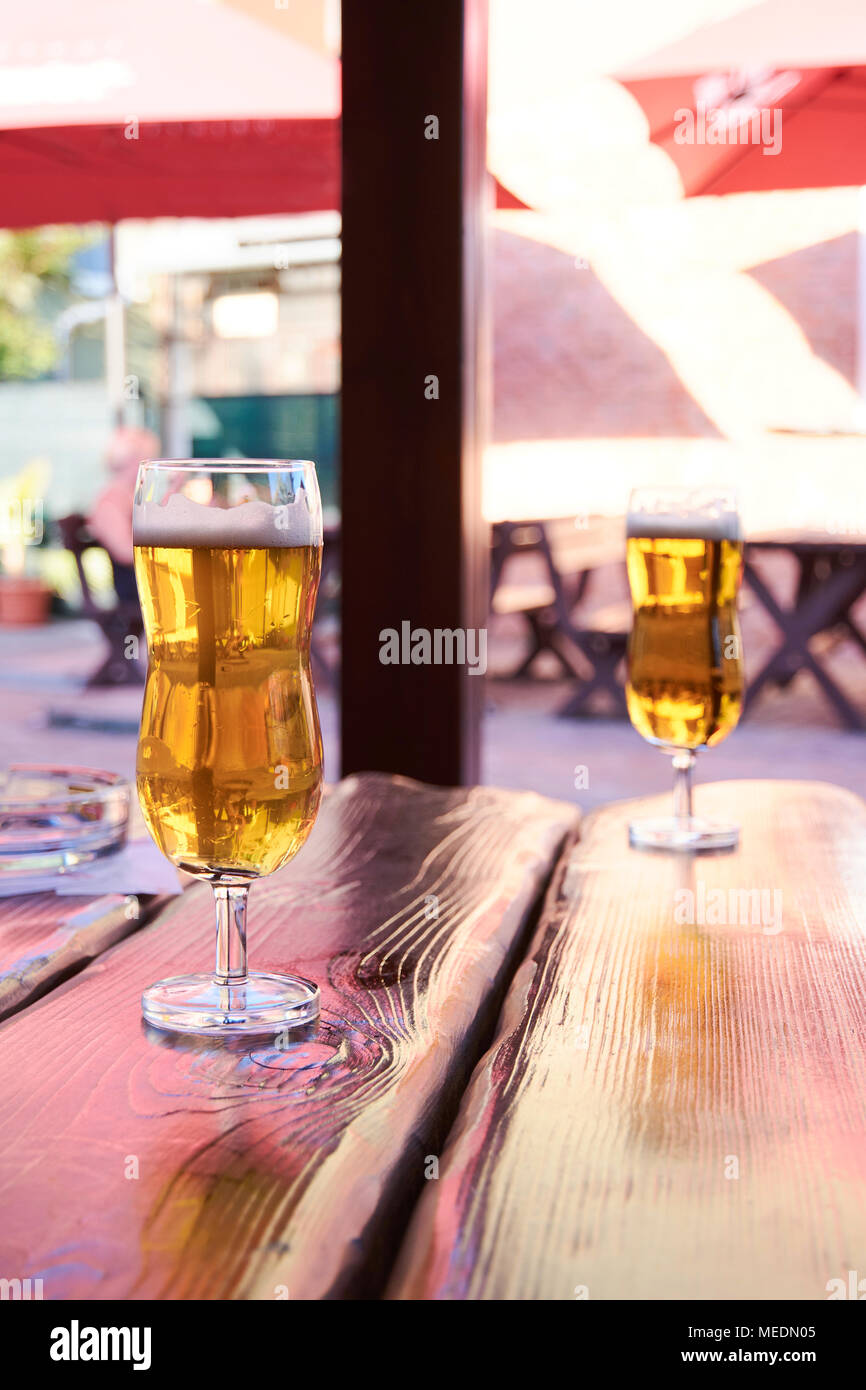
[0,890,162,1022]
[0,772,576,1299]
[388,780,866,1300]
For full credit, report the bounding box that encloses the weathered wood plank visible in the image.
[0,772,575,1299]
[388,780,866,1300]
[0,891,164,1023]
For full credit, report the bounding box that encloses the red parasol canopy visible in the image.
[0,0,524,228]
[617,0,866,196]
[0,0,340,226]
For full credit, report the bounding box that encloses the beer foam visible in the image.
[626,507,742,542]
[134,492,322,548]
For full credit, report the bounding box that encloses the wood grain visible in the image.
[388,780,866,1300]
[0,891,163,1023]
[0,772,575,1299]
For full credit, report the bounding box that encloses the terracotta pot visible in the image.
[0,577,51,626]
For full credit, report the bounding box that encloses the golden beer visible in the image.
[626,532,744,750]
[134,542,323,878]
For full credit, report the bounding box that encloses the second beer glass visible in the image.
[625,486,745,851]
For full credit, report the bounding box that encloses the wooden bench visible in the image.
[490,520,579,628]
[56,514,144,688]
[490,516,629,713]
[560,599,631,717]
[311,520,341,691]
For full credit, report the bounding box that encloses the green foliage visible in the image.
[0,227,97,380]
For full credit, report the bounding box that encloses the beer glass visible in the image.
[625,486,744,851]
[133,461,324,1034]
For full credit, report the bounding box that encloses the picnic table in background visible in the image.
[297,514,630,710]
[489,514,630,715]
[56,515,342,696]
[488,519,866,731]
[744,531,866,730]
[57,514,144,689]
[311,519,341,690]
[1,772,864,1299]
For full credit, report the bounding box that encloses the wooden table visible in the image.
[744,533,866,730]
[389,780,866,1301]
[0,774,575,1300]
[490,515,629,714]
[1,775,865,1301]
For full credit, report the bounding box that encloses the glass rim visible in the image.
[0,763,129,812]
[137,459,318,473]
[625,489,739,511]
[627,485,740,506]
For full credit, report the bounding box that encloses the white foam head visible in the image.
[134,480,322,548]
[625,500,739,542]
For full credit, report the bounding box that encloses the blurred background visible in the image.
[3,0,866,811]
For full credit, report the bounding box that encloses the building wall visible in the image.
[0,381,114,517]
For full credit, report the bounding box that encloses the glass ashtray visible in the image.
[0,765,130,875]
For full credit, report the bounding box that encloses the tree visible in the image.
[0,227,94,379]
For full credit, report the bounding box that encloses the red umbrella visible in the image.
[0,0,340,225]
[0,0,524,228]
[616,0,866,197]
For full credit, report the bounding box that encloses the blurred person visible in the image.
[88,427,161,603]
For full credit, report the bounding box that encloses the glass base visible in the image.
[142,971,320,1037]
[628,815,739,853]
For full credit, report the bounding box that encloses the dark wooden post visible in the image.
[340,0,489,786]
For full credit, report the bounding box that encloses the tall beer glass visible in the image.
[133,461,323,1034]
[625,487,744,851]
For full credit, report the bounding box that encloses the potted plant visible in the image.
[0,464,52,626]
[0,535,52,625]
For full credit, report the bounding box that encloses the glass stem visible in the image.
[672,750,695,825]
[213,882,249,986]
